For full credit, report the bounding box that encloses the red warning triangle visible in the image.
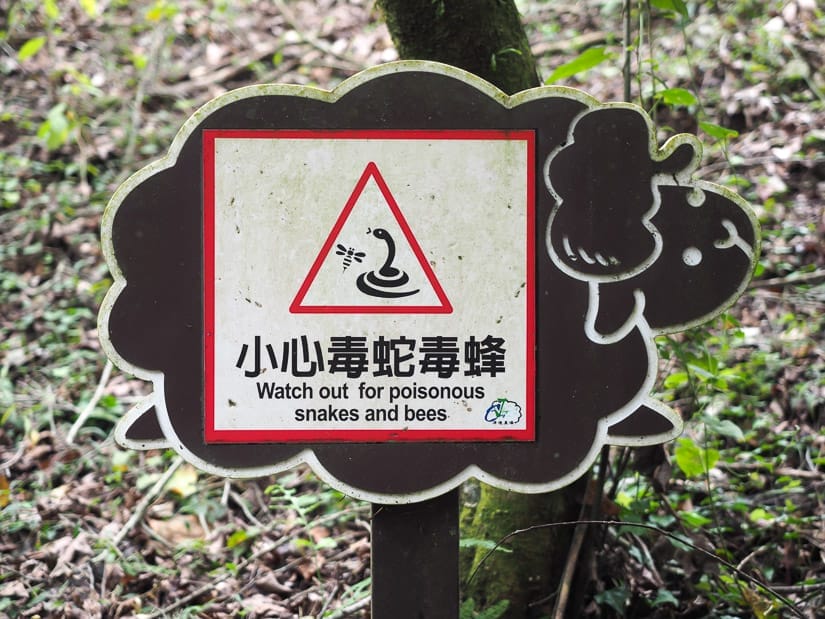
[290,162,452,314]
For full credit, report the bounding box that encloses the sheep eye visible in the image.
[682,247,702,266]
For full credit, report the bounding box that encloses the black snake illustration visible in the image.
[356,228,419,298]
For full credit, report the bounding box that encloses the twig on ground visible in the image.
[769,581,825,594]
[108,455,184,548]
[736,544,771,571]
[272,0,363,70]
[0,440,26,471]
[144,504,370,618]
[324,595,371,619]
[221,478,231,506]
[317,582,340,618]
[67,360,113,446]
[230,489,267,529]
[721,461,825,480]
[151,39,287,98]
[749,270,825,290]
[630,532,665,586]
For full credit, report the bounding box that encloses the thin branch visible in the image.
[230,489,267,528]
[552,447,611,618]
[316,582,339,618]
[749,270,825,290]
[108,455,183,547]
[769,581,825,594]
[149,39,288,98]
[720,460,825,480]
[67,360,113,445]
[467,519,806,619]
[324,595,371,619]
[551,519,588,619]
[0,440,26,471]
[272,0,363,70]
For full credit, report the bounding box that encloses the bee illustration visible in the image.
[335,244,366,271]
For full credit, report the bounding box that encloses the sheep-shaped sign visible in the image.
[99,62,758,503]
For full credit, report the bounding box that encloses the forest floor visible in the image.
[0,0,823,617]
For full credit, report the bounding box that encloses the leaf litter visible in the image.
[0,0,823,617]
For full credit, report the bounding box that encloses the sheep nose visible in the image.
[714,219,754,262]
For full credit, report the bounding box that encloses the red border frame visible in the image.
[203,129,535,443]
[290,161,453,314]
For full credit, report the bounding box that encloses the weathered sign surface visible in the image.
[205,130,535,443]
[99,61,758,503]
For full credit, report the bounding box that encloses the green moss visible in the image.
[377,0,540,95]
[462,484,583,616]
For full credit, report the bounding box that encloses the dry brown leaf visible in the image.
[256,571,294,595]
[240,593,293,617]
[0,580,28,599]
[165,463,199,498]
[49,532,93,578]
[294,555,324,581]
[147,514,206,544]
[0,473,9,508]
[309,525,330,543]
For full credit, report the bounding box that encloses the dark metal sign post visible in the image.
[99,62,757,617]
[373,491,460,617]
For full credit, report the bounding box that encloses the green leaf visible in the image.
[595,585,629,614]
[702,417,745,441]
[131,52,148,71]
[44,0,60,20]
[18,37,46,61]
[652,589,679,607]
[37,103,70,150]
[477,600,510,619]
[226,529,249,548]
[748,507,773,523]
[545,46,613,84]
[146,0,178,22]
[314,536,338,550]
[674,437,719,478]
[753,261,766,278]
[79,0,98,18]
[460,599,477,619]
[459,538,513,553]
[679,510,712,528]
[656,87,698,107]
[663,371,689,390]
[650,0,689,18]
[699,121,739,141]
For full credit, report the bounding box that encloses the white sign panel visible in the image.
[203,129,535,442]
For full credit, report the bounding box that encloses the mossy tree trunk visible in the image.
[376,1,585,616]
[459,480,586,616]
[378,0,540,95]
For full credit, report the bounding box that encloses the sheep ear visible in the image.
[114,396,170,450]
